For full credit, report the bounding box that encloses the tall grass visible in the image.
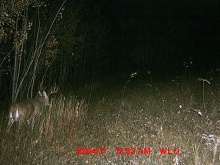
[0,96,87,164]
[1,74,220,164]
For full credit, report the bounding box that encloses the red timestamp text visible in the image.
[76,148,107,155]
[115,147,151,155]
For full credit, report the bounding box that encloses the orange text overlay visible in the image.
[76,147,180,155]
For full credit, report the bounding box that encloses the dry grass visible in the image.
[1,76,220,164]
[0,96,88,164]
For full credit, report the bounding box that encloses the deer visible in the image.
[8,84,59,126]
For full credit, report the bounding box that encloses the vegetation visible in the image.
[0,0,219,164]
[1,73,220,164]
[0,0,110,103]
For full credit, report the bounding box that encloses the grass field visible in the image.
[1,73,220,164]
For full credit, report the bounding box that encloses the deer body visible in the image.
[9,91,50,126]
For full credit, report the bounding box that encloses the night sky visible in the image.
[92,0,220,75]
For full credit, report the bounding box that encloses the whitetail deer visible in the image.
[8,85,59,126]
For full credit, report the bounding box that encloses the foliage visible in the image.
[0,0,42,42]
[51,0,111,83]
[0,0,111,102]
[0,0,64,102]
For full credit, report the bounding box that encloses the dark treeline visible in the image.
[103,0,220,72]
[0,0,219,105]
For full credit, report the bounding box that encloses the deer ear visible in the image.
[42,91,48,97]
[38,91,43,96]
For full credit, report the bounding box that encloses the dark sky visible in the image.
[96,0,220,73]
[57,0,220,76]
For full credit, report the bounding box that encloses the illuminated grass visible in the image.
[1,75,220,164]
